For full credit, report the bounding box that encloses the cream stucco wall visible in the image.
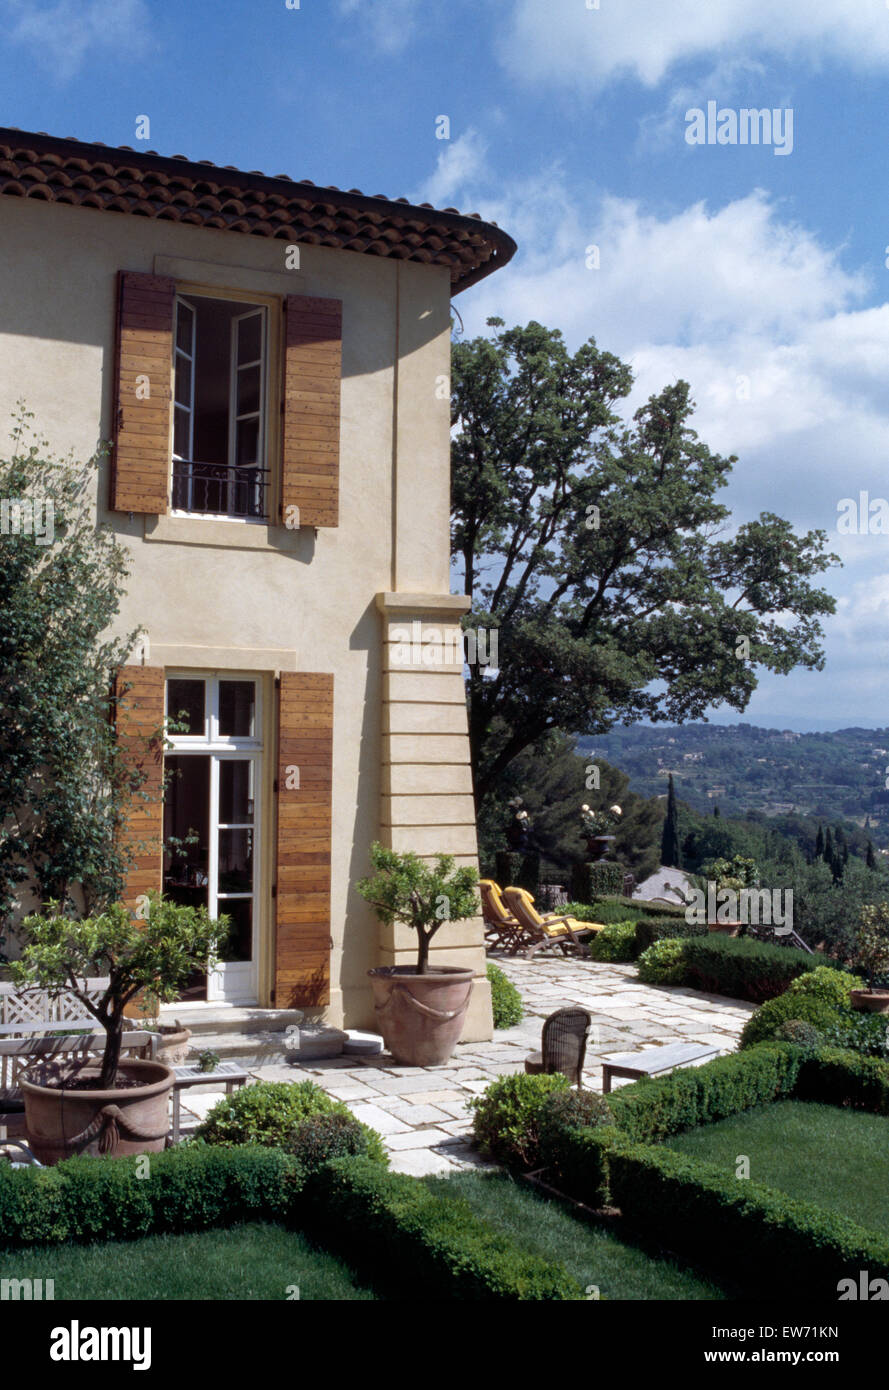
[0,194,492,1041]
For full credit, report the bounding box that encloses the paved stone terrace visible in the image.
[177,952,755,1177]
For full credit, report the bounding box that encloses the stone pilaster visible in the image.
[375,592,492,1042]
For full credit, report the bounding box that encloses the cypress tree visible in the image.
[661,774,682,868]
[815,825,824,858]
[867,840,877,871]
[713,804,720,818]
[823,827,834,864]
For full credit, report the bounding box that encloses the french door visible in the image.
[163,675,262,1004]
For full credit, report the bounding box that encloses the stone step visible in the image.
[157,1005,306,1037]
[183,1023,350,1069]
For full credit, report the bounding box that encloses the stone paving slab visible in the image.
[162,953,753,1174]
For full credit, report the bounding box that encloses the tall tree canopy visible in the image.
[451,319,840,805]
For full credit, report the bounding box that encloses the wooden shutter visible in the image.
[113,665,165,916]
[274,673,333,1007]
[281,295,342,528]
[111,272,175,513]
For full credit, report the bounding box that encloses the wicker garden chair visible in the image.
[524,1007,592,1088]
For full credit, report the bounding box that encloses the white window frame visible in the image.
[170,295,269,525]
[164,674,262,1004]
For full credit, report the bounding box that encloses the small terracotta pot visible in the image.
[850,989,889,1015]
[368,966,474,1066]
[22,1058,174,1166]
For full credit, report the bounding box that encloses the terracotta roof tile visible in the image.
[0,127,515,292]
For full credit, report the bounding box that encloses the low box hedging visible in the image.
[681,934,816,1003]
[586,921,638,962]
[536,1044,889,1294]
[634,916,707,953]
[607,1139,889,1298]
[0,1145,299,1250]
[605,1044,802,1144]
[303,1156,582,1300]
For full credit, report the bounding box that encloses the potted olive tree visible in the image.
[11,893,229,1164]
[850,903,889,1013]
[357,843,479,1066]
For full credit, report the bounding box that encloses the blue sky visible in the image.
[4,0,889,730]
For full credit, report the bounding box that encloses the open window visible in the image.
[172,295,269,521]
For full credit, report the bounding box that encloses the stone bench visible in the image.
[601,1041,723,1093]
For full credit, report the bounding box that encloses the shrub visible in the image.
[637,938,687,985]
[587,921,638,962]
[565,899,639,925]
[797,1047,889,1112]
[487,961,524,1029]
[739,993,841,1049]
[194,1080,382,1158]
[606,1138,889,1300]
[606,1044,802,1144]
[304,1156,581,1300]
[681,935,815,1003]
[469,1072,569,1169]
[538,1088,614,1182]
[634,916,707,953]
[288,1111,388,1170]
[571,862,623,902]
[787,964,862,1008]
[821,1012,889,1059]
[0,1146,299,1251]
[774,1019,824,1051]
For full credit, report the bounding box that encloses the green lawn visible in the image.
[666,1100,889,1235]
[426,1170,728,1300]
[0,1222,375,1300]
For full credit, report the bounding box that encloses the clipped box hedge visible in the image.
[539,1043,889,1296]
[681,935,816,1002]
[607,1136,889,1299]
[303,1156,581,1300]
[634,916,707,953]
[0,1145,580,1300]
[0,1144,298,1250]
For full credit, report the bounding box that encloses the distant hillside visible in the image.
[575,723,889,837]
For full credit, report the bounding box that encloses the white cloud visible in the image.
[7,0,152,80]
[437,156,889,718]
[338,0,421,56]
[499,0,889,89]
[411,130,489,208]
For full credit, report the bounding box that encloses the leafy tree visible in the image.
[12,895,228,1087]
[661,774,681,868]
[474,727,662,881]
[451,320,839,805]
[0,411,142,940]
[356,843,479,974]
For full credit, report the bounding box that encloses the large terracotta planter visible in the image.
[22,1058,174,1166]
[850,989,889,1015]
[368,966,474,1066]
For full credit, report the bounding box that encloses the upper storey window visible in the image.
[172,295,268,521]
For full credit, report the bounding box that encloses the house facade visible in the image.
[0,129,515,1039]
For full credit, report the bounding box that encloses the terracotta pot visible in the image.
[22,1058,174,1166]
[585,835,616,862]
[707,921,744,937]
[368,966,474,1066]
[154,1025,192,1065]
[850,989,889,1015]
